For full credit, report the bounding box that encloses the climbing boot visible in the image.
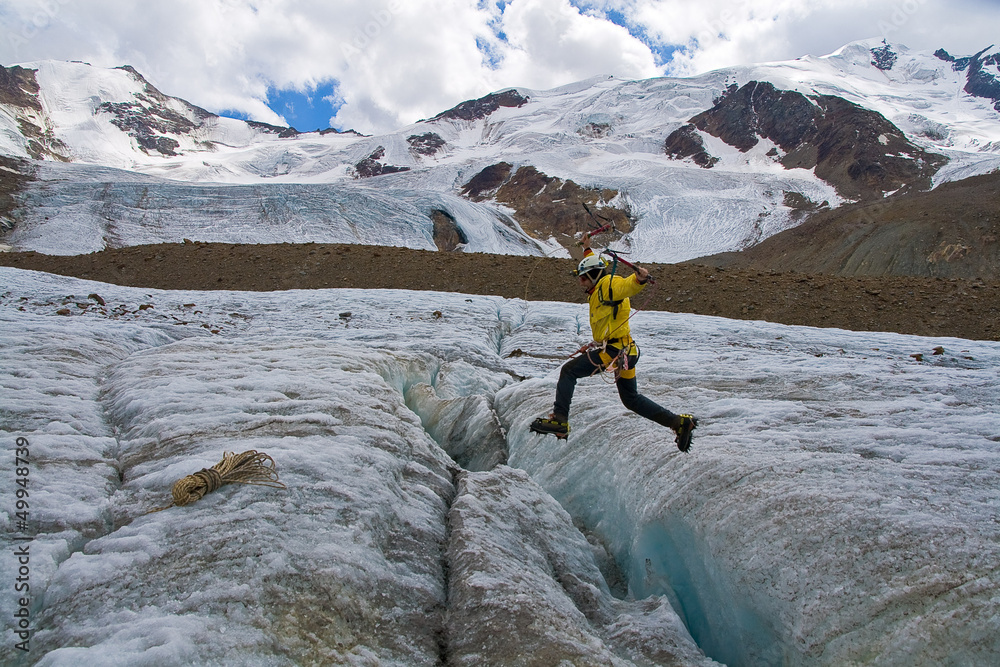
[530,414,570,439]
[673,414,697,453]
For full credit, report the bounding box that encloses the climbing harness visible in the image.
[565,337,638,383]
[571,242,658,385]
[597,251,625,319]
[588,249,657,344]
[524,202,656,384]
[597,338,639,383]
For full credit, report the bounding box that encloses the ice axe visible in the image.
[603,248,655,285]
[580,203,615,243]
[578,222,613,245]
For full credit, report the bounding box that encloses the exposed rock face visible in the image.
[116,66,216,124]
[935,46,1000,111]
[964,48,1000,112]
[353,146,411,178]
[803,94,946,198]
[870,41,898,71]
[692,82,818,153]
[246,120,300,138]
[782,191,828,218]
[96,66,218,156]
[431,209,467,251]
[407,132,446,156]
[689,81,947,200]
[0,65,41,111]
[460,162,513,199]
[663,124,718,168]
[461,163,631,250]
[934,48,972,71]
[0,65,70,161]
[97,101,188,155]
[318,127,364,137]
[431,89,529,122]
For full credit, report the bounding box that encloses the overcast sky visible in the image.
[1,0,998,135]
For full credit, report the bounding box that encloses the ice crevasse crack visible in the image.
[4,272,1000,666]
[2,317,711,665]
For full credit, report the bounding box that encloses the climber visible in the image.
[530,233,697,452]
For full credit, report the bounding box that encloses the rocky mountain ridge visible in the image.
[935,45,1000,111]
[1,40,999,268]
[666,80,947,201]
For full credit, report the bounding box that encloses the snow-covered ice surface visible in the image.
[2,266,999,666]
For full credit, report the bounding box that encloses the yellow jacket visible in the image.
[587,269,646,344]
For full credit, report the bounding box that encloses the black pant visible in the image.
[552,347,678,428]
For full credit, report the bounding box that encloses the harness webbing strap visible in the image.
[599,253,624,319]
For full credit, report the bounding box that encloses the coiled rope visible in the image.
[151,450,286,512]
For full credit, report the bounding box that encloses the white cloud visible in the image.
[609,0,1000,76]
[0,0,997,134]
[0,0,660,133]
[491,0,660,86]
[332,0,661,131]
[330,0,503,130]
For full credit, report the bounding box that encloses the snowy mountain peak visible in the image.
[0,60,318,168]
[2,42,1000,263]
[955,45,1000,111]
[95,65,217,157]
[428,88,530,123]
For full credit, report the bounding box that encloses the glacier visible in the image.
[2,266,999,666]
[4,39,1000,262]
[3,162,544,258]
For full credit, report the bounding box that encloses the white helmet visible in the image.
[575,254,607,280]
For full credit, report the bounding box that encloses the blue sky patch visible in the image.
[218,108,251,121]
[477,35,505,69]
[220,80,343,132]
[267,80,342,132]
